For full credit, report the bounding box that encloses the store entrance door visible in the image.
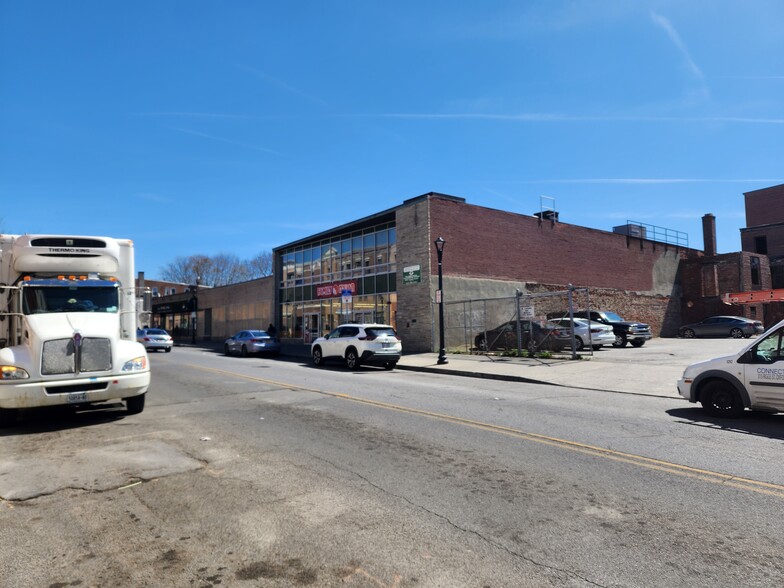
[303,312,320,344]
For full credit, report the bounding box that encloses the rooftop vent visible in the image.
[534,210,559,222]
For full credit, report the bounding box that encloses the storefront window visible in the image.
[277,222,397,341]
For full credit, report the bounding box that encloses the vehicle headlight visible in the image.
[122,356,148,372]
[0,366,30,380]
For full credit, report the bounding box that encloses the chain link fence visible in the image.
[438,287,594,357]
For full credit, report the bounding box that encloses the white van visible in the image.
[678,319,784,417]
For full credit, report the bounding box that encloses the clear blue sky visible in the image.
[2,1,782,279]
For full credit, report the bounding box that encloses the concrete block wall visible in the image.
[395,199,436,353]
[198,276,274,340]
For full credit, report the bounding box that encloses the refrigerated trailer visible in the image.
[0,235,150,426]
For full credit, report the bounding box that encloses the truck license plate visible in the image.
[66,392,88,404]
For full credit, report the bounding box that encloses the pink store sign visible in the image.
[315,280,357,299]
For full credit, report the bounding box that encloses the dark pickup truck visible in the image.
[570,310,653,348]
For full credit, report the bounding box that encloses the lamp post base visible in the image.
[437,354,448,365]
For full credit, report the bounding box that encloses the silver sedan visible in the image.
[223,330,281,357]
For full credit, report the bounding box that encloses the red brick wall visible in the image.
[429,198,687,292]
[741,224,784,258]
[745,184,784,228]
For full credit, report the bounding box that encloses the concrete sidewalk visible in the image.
[396,337,756,399]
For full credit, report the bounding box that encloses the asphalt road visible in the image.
[2,347,784,587]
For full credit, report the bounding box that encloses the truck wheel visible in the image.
[701,381,744,418]
[630,340,645,348]
[613,333,628,347]
[345,348,361,370]
[126,394,146,415]
[0,407,17,427]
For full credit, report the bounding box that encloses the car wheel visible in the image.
[682,328,696,339]
[701,380,744,418]
[613,333,628,347]
[313,346,324,367]
[126,394,146,415]
[730,328,744,338]
[241,345,248,357]
[526,339,538,354]
[384,361,397,370]
[165,347,172,353]
[0,407,17,427]
[476,337,488,351]
[592,345,602,351]
[573,337,585,351]
[224,344,231,355]
[630,340,645,348]
[345,348,361,370]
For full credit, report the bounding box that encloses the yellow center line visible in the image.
[187,363,784,499]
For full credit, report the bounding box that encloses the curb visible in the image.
[395,363,683,401]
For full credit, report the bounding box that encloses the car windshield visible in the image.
[22,285,119,314]
[603,312,625,322]
[146,329,168,335]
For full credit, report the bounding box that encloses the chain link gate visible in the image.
[438,286,592,357]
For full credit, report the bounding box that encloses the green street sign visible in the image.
[403,264,421,284]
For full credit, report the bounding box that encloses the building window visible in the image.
[152,287,159,297]
[751,256,761,287]
[755,236,768,255]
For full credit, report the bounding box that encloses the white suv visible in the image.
[311,324,402,370]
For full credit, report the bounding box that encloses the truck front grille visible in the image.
[42,338,112,375]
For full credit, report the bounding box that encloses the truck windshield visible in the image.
[22,285,119,314]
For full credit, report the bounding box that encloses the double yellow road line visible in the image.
[190,364,784,500]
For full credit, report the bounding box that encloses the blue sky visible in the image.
[2,1,783,279]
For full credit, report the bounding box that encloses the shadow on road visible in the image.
[667,407,784,441]
[0,404,128,437]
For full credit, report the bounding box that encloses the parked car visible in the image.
[474,320,572,353]
[678,318,783,417]
[311,323,402,370]
[136,328,173,352]
[570,310,652,348]
[550,318,616,351]
[224,330,281,357]
[678,315,764,339]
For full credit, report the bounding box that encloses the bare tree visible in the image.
[247,251,273,278]
[212,252,252,286]
[160,256,197,285]
[160,251,274,286]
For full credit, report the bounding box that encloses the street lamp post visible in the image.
[434,237,448,365]
[191,276,200,344]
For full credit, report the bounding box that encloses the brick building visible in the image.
[156,189,782,352]
[274,192,701,353]
[741,183,784,288]
[680,214,770,326]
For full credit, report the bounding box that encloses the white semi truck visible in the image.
[0,234,150,426]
